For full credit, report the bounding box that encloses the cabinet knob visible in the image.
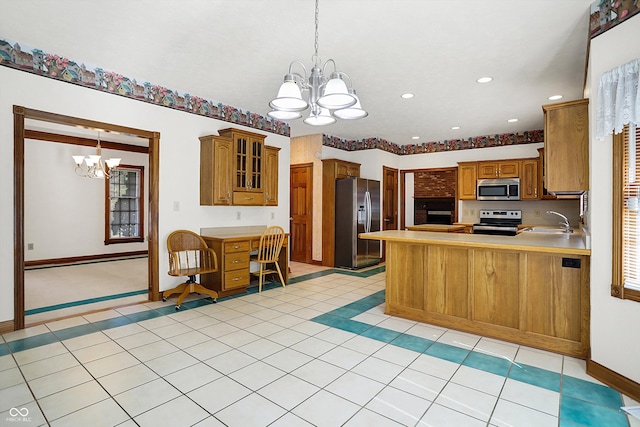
[234,245,240,249]
[233,260,240,263]
[233,277,240,281]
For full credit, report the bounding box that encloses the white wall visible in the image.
[588,18,640,382]
[24,140,149,260]
[0,66,290,323]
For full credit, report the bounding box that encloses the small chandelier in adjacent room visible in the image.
[268,0,367,126]
[72,132,120,179]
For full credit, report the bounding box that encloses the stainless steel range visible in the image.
[473,209,522,236]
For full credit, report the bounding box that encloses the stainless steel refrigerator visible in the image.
[334,177,381,269]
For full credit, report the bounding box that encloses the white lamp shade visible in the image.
[86,155,100,166]
[268,109,303,120]
[303,108,336,126]
[333,94,368,120]
[95,169,105,179]
[72,155,86,165]
[105,158,121,168]
[269,81,308,111]
[317,77,356,110]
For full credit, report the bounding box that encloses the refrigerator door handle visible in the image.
[365,191,371,233]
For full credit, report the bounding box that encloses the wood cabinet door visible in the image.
[497,161,519,178]
[200,136,232,206]
[477,162,498,179]
[472,249,520,329]
[426,246,468,318]
[525,254,585,342]
[264,146,279,206]
[520,159,539,200]
[457,163,477,200]
[336,161,360,179]
[543,99,589,192]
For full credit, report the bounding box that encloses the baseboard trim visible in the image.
[587,358,640,402]
[25,250,148,268]
[0,320,15,334]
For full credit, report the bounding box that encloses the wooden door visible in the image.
[290,163,313,263]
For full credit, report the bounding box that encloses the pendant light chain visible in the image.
[314,0,320,64]
[268,0,368,124]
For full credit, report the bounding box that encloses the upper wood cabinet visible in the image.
[457,162,477,200]
[477,160,520,179]
[200,127,278,206]
[542,99,589,193]
[520,158,539,200]
[537,148,556,200]
[218,128,265,203]
[200,135,233,205]
[321,159,360,266]
[264,146,280,206]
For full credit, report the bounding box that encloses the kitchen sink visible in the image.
[520,226,573,235]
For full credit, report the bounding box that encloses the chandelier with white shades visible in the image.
[72,132,121,179]
[268,0,367,126]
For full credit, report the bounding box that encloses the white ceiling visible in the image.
[2,0,594,146]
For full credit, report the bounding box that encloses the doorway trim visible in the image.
[13,106,160,330]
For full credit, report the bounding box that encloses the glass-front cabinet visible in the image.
[201,128,278,206]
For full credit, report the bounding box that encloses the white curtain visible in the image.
[596,58,640,140]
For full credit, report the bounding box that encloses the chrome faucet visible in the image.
[546,210,571,233]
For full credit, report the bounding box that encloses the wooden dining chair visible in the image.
[162,230,218,309]
[251,226,286,292]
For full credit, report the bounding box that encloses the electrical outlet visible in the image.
[236,211,241,220]
[270,212,275,220]
[27,243,34,250]
[470,209,475,216]
[534,209,540,217]
[173,201,180,212]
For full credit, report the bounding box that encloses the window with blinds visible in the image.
[612,124,640,300]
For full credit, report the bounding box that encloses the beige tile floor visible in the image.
[23,259,326,326]
[2,262,639,426]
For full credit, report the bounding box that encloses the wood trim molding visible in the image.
[0,320,15,335]
[25,251,149,268]
[587,358,640,402]
[13,105,160,331]
[24,130,149,153]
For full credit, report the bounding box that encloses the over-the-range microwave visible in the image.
[476,178,520,201]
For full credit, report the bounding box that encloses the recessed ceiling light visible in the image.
[476,77,493,83]
[507,118,518,123]
[401,93,414,99]
[548,94,563,100]
[451,126,461,130]
[412,136,420,140]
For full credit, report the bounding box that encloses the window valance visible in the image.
[596,58,640,140]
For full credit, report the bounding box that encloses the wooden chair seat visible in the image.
[163,230,219,309]
[251,226,286,292]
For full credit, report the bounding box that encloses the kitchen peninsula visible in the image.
[360,230,591,357]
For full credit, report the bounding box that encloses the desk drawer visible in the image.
[224,241,250,253]
[224,270,249,289]
[225,252,249,271]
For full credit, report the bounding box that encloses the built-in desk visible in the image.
[200,226,289,297]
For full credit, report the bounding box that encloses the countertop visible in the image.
[360,229,591,255]
[405,224,466,232]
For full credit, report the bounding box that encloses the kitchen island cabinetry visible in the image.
[543,99,589,194]
[361,230,590,357]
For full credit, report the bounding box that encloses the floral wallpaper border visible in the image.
[589,0,640,38]
[0,37,290,137]
[323,130,544,155]
[0,36,544,155]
